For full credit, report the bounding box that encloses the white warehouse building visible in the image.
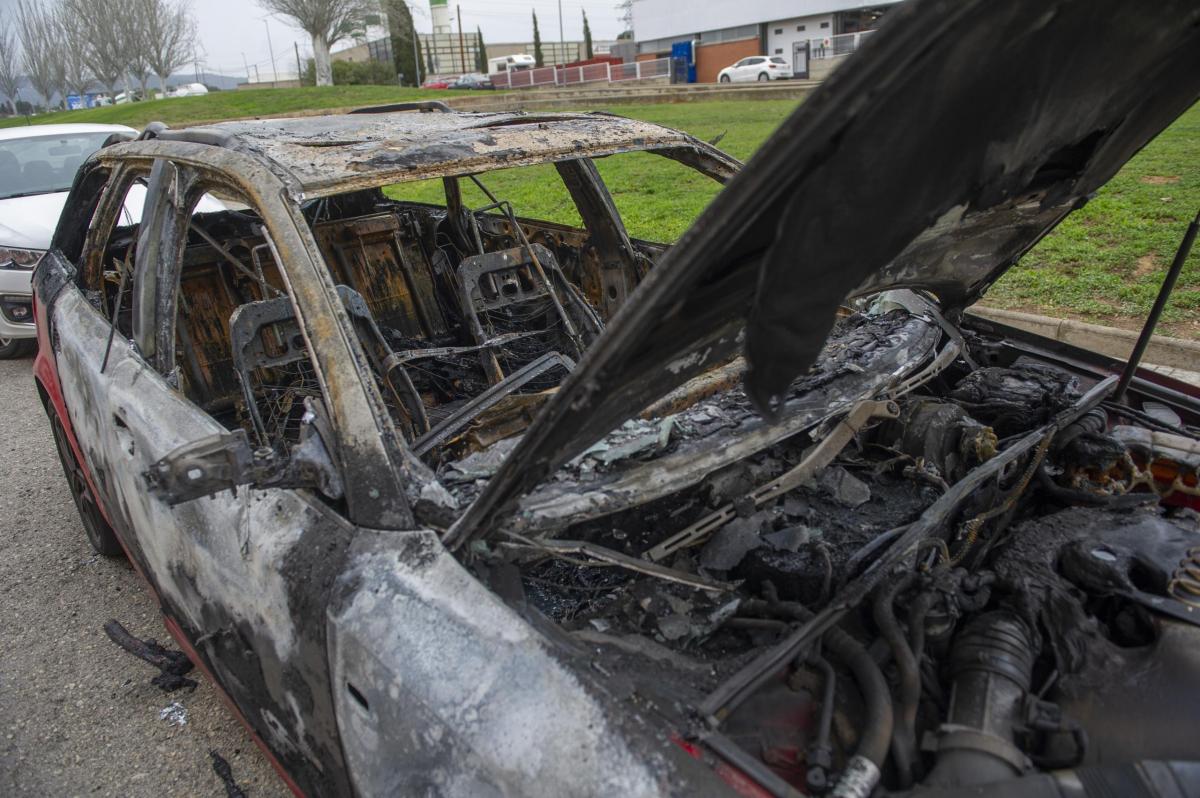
[631,0,901,83]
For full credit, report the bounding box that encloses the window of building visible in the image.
[774,28,782,35]
[774,48,783,54]
[797,25,806,31]
[820,21,830,28]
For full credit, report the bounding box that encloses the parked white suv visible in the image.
[718,56,793,83]
[0,123,136,357]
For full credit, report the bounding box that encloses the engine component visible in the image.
[925,611,1036,788]
[1111,425,1200,508]
[949,361,1080,436]
[885,399,997,482]
[1169,545,1200,609]
[909,760,1200,798]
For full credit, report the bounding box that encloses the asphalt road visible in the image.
[0,357,290,798]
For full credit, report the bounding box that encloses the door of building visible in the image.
[792,41,810,79]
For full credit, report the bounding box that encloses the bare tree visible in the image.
[15,0,63,110]
[140,0,195,98]
[256,0,379,86]
[64,0,131,98]
[0,22,22,114]
[122,12,154,99]
[56,5,94,105]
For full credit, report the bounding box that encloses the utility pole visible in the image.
[456,5,466,74]
[263,18,278,84]
[558,0,565,65]
[294,41,302,82]
[413,25,422,86]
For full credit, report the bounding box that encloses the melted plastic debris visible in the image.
[700,514,769,571]
[444,437,522,483]
[573,417,677,468]
[818,466,872,507]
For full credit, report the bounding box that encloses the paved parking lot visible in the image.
[0,357,289,798]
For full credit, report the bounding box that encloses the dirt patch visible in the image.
[1139,175,1181,185]
[1133,254,1159,277]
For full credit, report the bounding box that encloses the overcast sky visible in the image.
[190,0,626,79]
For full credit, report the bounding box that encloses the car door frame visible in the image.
[33,142,423,796]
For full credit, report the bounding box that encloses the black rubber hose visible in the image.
[873,573,920,787]
[907,590,937,659]
[739,596,894,771]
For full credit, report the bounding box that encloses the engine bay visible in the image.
[454,303,1200,796]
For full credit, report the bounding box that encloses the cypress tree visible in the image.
[532,11,544,67]
[476,25,488,73]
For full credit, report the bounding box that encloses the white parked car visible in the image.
[0,123,137,357]
[717,55,793,83]
[168,82,210,98]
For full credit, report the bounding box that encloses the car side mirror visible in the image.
[144,402,344,505]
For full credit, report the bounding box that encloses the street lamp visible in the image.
[262,17,279,84]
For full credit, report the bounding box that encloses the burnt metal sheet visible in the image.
[126,111,740,199]
[444,0,1200,549]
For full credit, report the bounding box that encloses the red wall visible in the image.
[695,38,761,83]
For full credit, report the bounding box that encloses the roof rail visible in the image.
[349,101,452,114]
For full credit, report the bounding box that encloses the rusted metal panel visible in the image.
[107,112,740,200]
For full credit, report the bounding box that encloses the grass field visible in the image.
[0,86,465,130]
[4,87,1196,337]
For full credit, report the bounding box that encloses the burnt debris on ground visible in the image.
[103,620,197,693]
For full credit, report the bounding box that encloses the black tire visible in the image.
[0,337,35,359]
[48,407,124,558]
[719,74,730,83]
[757,72,770,82]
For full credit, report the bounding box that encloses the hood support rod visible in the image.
[1114,207,1199,402]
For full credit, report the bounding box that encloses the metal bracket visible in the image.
[645,398,900,562]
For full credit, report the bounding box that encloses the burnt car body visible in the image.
[31,0,1200,796]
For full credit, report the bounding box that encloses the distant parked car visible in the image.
[449,73,495,90]
[0,123,137,358]
[167,82,210,98]
[421,77,452,89]
[717,55,793,83]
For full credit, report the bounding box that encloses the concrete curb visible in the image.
[967,306,1200,371]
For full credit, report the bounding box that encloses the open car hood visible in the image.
[445,0,1200,547]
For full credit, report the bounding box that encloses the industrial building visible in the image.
[331,0,616,80]
[632,0,899,82]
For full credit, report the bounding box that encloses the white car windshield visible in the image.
[0,132,113,200]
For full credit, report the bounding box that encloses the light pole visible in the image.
[263,18,278,84]
[558,0,565,65]
[241,52,251,83]
[456,5,466,73]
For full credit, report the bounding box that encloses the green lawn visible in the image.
[985,104,1200,338]
[5,86,1196,337]
[0,86,464,130]
[384,100,797,243]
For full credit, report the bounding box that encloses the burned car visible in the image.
[32,0,1200,796]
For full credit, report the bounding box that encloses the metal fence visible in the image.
[491,57,672,90]
[807,29,877,60]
